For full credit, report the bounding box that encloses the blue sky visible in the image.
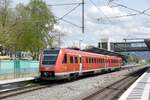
[13,0,150,48]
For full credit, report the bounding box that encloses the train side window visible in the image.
[92,58,94,63]
[89,58,91,63]
[94,58,96,63]
[80,56,82,63]
[70,56,73,63]
[86,57,88,63]
[102,59,104,63]
[75,57,78,63]
[62,54,67,63]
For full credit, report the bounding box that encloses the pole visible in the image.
[79,40,82,49]
[124,39,127,52]
[59,32,61,48]
[82,0,84,33]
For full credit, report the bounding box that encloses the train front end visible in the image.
[39,48,60,80]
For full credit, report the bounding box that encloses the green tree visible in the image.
[0,0,15,49]
[15,0,56,59]
[0,0,58,59]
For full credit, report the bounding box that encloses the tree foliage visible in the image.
[0,0,57,59]
[16,0,56,51]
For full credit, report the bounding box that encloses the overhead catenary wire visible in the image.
[55,16,82,28]
[97,13,140,20]
[88,0,112,23]
[142,8,150,13]
[47,2,82,29]
[48,2,82,6]
[57,3,81,20]
[112,2,150,17]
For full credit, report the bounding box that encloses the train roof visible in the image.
[83,46,127,61]
[43,47,126,61]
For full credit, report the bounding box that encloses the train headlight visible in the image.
[44,72,48,76]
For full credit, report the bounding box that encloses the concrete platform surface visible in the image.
[119,68,150,100]
[0,77,34,85]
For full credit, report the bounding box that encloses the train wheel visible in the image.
[68,73,79,81]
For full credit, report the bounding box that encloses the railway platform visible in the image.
[0,77,34,85]
[119,68,150,100]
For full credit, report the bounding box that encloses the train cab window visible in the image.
[62,54,67,64]
[70,56,73,63]
[42,49,59,65]
[75,57,78,63]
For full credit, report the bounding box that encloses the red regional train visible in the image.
[39,48,122,80]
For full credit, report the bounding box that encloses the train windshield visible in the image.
[42,49,60,65]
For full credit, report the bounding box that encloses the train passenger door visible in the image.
[79,55,82,73]
[105,58,108,70]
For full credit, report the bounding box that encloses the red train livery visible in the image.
[39,48,122,80]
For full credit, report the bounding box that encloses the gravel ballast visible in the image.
[3,65,149,100]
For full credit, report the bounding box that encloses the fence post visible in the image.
[14,60,20,78]
[0,60,2,74]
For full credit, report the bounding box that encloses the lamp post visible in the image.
[79,40,83,49]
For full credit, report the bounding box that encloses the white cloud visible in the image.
[52,4,150,47]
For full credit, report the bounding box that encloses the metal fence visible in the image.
[0,60,39,80]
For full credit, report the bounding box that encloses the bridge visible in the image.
[98,39,150,59]
[110,41,150,52]
[110,39,150,59]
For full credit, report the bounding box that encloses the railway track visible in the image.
[0,80,58,99]
[0,65,147,99]
[82,67,148,100]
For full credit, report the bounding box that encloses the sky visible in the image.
[13,0,150,48]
